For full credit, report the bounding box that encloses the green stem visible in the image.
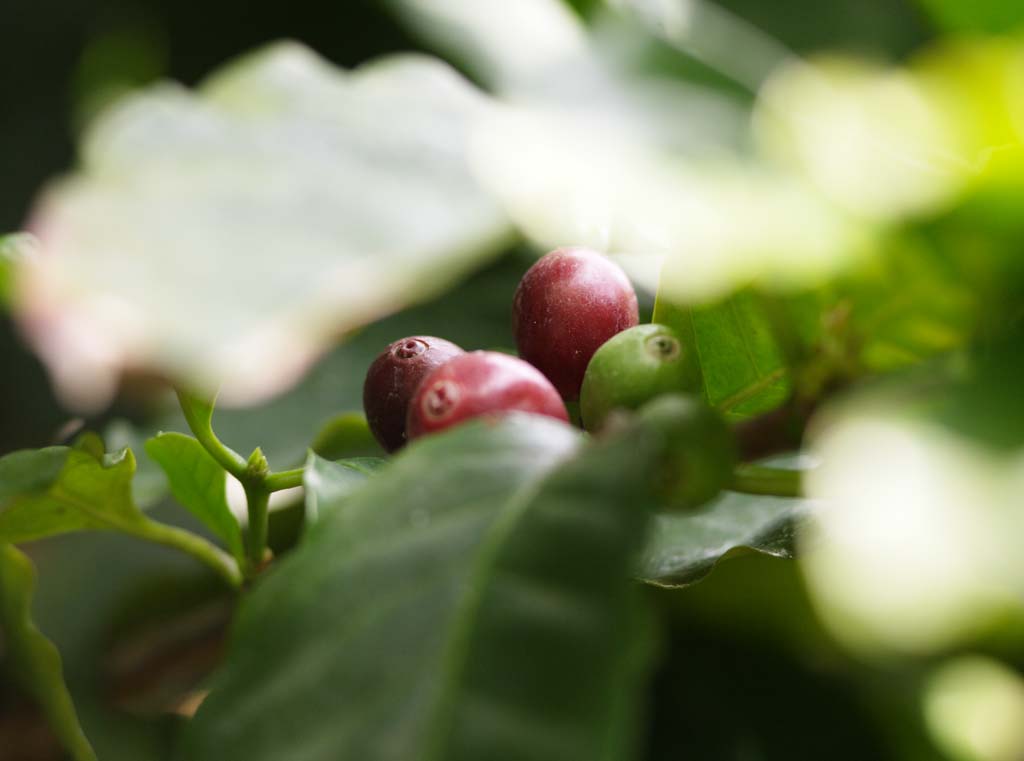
[133,518,243,589]
[244,485,270,569]
[265,468,305,493]
[730,464,803,498]
[176,389,248,481]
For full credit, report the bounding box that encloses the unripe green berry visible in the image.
[580,324,701,432]
[636,394,736,511]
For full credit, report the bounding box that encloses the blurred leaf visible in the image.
[145,433,244,561]
[388,0,589,91]
[916,0,1024,34]
[72,431,106,461]
[185,411,667,761]
[303,453,386,525]
[310,412,385,459]
[923,655,1024,761]
[0,446,147,543]
[393,0,863,301]
[0,544,96,761]
[839,238,977,373]
[638,491,813,588]
[21,41,509,409]
[72,22,167,132]
[644,609,898,761]
[801,340,1024,654]
[924,342,1024,453]
[654,293,790,419]
[0,233,37,308]
[713,0,929,57]
[756,55,966,222]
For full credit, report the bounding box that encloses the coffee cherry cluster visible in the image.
[362,246,707,458]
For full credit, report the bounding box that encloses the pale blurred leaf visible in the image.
[392,0,864,301]
[22,42,509,409]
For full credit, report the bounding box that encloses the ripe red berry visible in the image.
[407,351,569,440]
[363,336,464,452]
[513,247,639,400]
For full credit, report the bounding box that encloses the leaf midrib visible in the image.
[421,457,565,761]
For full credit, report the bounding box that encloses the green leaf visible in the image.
[638,490,813,588]
[654,292,790,420]
[302,453,385,525]
[0,544,96,761]
[0,444,242,587]
[22,41,509,408]
[185,412,667,761]
[72,431,106,461]
[104,419,170,507]
[0,448,69,501]
[0,446,147,543]
[144,433,244,561]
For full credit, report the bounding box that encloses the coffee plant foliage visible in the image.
[2,1,1024,759]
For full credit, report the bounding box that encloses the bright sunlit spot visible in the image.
[804,414,1023,653]
[924,656,1024,761]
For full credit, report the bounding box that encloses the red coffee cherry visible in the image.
[513,247,639,400]
[407,351,569,440]
[363,336,464,452]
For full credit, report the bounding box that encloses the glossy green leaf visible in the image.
[0,446,147,543]
[654,292,790,420]
[302,453,386,525]
[0,544,96,761]
[185,412,668,761]
[144,433,244,560]
[638,490,813,588]
[21,41,509,409]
